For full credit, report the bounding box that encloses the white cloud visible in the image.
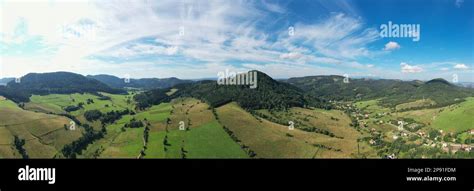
[280,52,303,60]
[0,0,385,79]
[165,46,179,55]
[440,67,450,71]
[366,64,374,68]
[98,43,179,58]
[261,0,285,13]
[400,62,423,73]
[283,13,380,59]
[454,63,469,69]
[383,41,400,51]
[241,63,343,79]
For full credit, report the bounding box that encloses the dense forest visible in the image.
[134,71,330,110]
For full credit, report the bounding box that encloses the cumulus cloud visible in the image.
[401,62,423,73]
[383,41,400,51]
[454,63,469,69]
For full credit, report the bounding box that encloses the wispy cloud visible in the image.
[0,0,383,78]
[261,0,286,13]
[282,13,380,60]
[1,0,472,81]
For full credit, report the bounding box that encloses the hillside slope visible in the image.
[136,71,329,110]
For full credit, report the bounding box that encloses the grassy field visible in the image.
[0,96,84,158]
[397,107,442,125]
[164,120,248,158]
[82,97,247,158]
[395,99,436,111]
[26,93,133,117]
[217,102,376,158]
[394,97,474,133]
[81,101,172,158]
[431,97,474,132]
[99,127,144,158]
[355,99,390,113]
[143,131,166,158]
[163,98,247,158]
[0,125,18,158]
[2,91,471,158]
[134,103,172,123]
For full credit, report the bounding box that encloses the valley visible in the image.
[0,71,472,158]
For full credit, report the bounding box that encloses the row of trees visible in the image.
[84,109,131,125]
[61,124,106,158]
[124,118,144,128]
[14,136,29,159]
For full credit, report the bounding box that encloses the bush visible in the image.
[84,110,103,121]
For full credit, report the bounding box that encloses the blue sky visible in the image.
[1,0,473,82]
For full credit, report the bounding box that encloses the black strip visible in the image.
[0,159,472,191]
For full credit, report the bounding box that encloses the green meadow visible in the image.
[432,97,474,132]
[0,96,84,158]
[164,120,248,158]
[27,93,134,116]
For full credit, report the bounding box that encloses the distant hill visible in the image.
[455,82,474,89]
[0,78,14,86]
[0,72,125,102]
[87,74,191,89]
[135,71,328,110]
[425,78,452,85]
[286,75,474,107]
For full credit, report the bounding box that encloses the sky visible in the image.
[0,0,473,82]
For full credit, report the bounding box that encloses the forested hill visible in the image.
[0,72,125,102]
[286,75,474,107]
[0,78,14,85]
[135,71,329,110]
[87,74,191,89]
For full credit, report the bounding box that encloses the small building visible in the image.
[369,139,376,145]
[418,131,426,137]
[387,153,396,159]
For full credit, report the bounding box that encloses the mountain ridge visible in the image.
[0,72,125,102]
[87,74,191,89]
[286,75,474,107]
